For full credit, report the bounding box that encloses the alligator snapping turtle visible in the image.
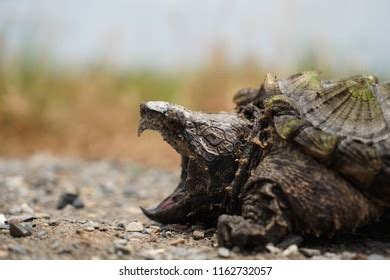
[138,71,390,250]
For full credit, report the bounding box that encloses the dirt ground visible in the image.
[0,154,389,260]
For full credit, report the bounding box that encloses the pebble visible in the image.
[113,239,128,246]
[323,252,340,260]
[34,213,51,219]
[9,223,32,238]
[20,203,35,214]
[218,247,231,258]
[300,248,321,257]
[193,229,205,240]
[83,221,100,231]
[4,176,25,189]
[0,214,8,229]
[50,240,61,250]
[7,215,35,224]
[282,244,300,257]
[266,243,281,254]
[8,206,23,215]
[341,251,357,260]
[8,244,27,254]
[48,220,60,226]
[148,225,161,233]
[170,238,185,246]
[368,254,385,260]
[0,214,7,224]
[114,245,131,256]
[113,239,131,255]
[143,248,165,260]
[57,193,84,209]
[126,222,144,232]
[116,222,125,229]
[37,230,48,239]
[122,184,137,197]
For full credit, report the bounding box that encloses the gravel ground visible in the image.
[0,154,389,260]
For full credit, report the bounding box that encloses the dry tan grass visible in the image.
[0,48,340,168]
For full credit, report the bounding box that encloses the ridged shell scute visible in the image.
[278,71,389,143]
[269,71,390,205]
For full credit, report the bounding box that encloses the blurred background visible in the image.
[0,0,389,168]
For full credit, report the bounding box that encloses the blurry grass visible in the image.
[0,45,360,168]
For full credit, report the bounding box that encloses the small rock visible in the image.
[37,230,48,239]
[368,254,385,260]
[20,203,35,214]
[34,213,50,219]
[72,197,85,208]
[300,248,321,257]
[84,227,95,232]
[113,239,128,246]
[8,206,22,215]
[266,243,281,254]
[0,214,7,224]
[116,222,125,229]
[341,251,357,260]
[82,221,99,231]
[143,248,165,260]
[193,229,205,240]
[323,252,340,260]
[122,184,137,197]
[114,245,131,255]
[9,223,32,238]
[218,247,231,258]
[7,215,35,224]
[57,193,84,209]
[50,240,61,250]
[148,225,161,233]
[0,214,8,229]
[48,220,60,226]
[143,228,155,234]
[282,244,300,257]
[113,239,130,255]
[126,222,143,232]
[170,238,185,246]
[58,247,72,254]
[8,244,27,254]
[5,176,25,189]
[353,253,368,260]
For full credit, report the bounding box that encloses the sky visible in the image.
[0,0,390,75]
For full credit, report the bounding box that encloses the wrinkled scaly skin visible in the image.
[138,73,388,251]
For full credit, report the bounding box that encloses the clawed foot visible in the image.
[217,214,269,250]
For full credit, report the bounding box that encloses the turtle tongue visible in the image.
[140,182,190,224]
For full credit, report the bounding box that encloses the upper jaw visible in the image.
[138,101,251,160]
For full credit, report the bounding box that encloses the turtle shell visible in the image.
[262,71,390,206]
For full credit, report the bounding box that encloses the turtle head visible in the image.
[138,101,250,225]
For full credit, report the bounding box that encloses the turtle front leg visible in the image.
[217,143,383,250]
[217,181,292,249]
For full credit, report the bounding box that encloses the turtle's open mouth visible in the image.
[138,101,250,224]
